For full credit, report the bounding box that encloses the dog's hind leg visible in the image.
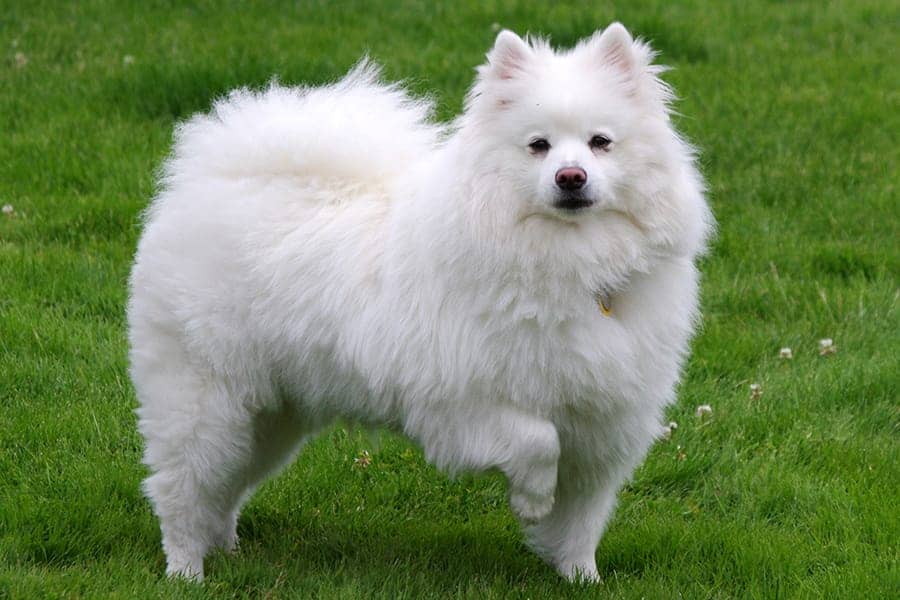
[137,366,254,581]
[136,359,307,581]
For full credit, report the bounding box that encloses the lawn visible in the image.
[1,1,897,598]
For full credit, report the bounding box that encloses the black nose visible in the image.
[555,167,587,190]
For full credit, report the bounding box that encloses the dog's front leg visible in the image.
[524,479,618,582]
[405,406,560,522]
[524,437,650,582]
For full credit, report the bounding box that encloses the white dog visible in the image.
[129,22,712,582]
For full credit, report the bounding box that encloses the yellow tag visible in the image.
[596,293,612,316]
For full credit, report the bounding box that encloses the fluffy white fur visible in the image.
[129,23,713,583]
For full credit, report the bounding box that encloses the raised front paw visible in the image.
[508,458,558,523]
[506,422,559,523]
[510,487,555,523]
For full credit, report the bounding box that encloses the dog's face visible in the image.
[514,82,637,219]
[466,24,673,224]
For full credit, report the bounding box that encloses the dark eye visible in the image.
[589,135,612,150]
[528,138,551,154]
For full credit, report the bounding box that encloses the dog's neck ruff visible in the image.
[594,290,613,316]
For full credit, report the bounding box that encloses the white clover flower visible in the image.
[695,404,712,417]
[779,347,793,359]
[2,204,13,215]
[819,338,836,356]
[352,450,372,469]
[749,383,762,400]
[491,22,501,32]
[123,54,135,66]
[14,52,27,68]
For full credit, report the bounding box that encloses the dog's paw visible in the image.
[507,449,558,523]
[510,488,555,523]
[166,561,204,583]
[557,560,601,583]
[165,546,205,582]
[215,530,239,554]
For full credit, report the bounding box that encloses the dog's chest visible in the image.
[463,272,691,414]
[463,303,644,410]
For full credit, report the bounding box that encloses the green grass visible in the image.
[1,1,898,597]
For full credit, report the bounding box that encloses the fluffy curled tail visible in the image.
[160,59,443,193]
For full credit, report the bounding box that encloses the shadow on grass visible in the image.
[221,509,551,584]
[9,481,680,593]
[12,497,551,585]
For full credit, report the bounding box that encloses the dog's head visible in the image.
[462,23,688,228]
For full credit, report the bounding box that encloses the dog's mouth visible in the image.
[552,195,594,212]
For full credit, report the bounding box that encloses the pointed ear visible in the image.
[485,30,532,80]
[593,22,636,74]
